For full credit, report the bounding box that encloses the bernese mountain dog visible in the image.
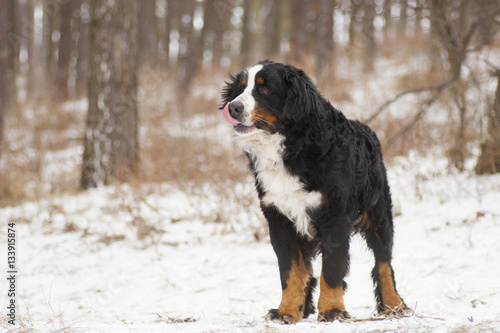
[221,60,408,323]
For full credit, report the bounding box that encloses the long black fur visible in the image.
[221,60,405,320]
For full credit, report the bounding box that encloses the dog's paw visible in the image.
[318,308,350,322]
[380,304,411,317]
[265,308,301,324]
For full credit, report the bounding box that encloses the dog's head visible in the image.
[221,60,325,136]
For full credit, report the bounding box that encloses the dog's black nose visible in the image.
[229,101,244,118]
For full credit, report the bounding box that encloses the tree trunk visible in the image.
[476,73,500,174]
[475,0,499,46]
[75,0,91,97]
[362,0,376,72]
[429,0,461,65]
[165,0,180,68]
[57,0,78,100]
[200,0,231,68]
[24,0,35,98]
[200,0,215,67]
[0,0,16,124]
[0,0,9,151]
[240,0,252,67]
[177,0,196,96]
[81,0,139,188]
[8,0,20,76]
[382,0,392,39]
[139,0,158,68]
[348,0,360,46]
[289,0,314,63]
[429,0,470,169]
[457,0,469,39]
[450,86,467,170]
[0,50,4,154]
[212,0,230,67]
[42,0,54,76]
[264,0,283,58]
[397,0,408,40]
[414,0,424,37]
[315,0,334,78]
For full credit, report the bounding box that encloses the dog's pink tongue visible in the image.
[223,102,241,126]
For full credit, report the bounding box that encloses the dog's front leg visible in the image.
[262,205,313,324]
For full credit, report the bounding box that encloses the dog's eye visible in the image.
[259,86,270,95]
[238,79,247,94]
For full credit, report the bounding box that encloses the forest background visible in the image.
[0,0,499,202]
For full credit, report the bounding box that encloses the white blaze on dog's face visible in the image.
[222,62,288,136]
[231,64,263,127]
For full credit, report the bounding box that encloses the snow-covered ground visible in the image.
[1,149,500,332]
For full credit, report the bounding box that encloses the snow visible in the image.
[1,151,500,332]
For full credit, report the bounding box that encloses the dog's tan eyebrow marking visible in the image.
[257,77,265,85]
[241,78,246,85]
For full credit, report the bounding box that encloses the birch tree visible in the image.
[81,0,139,188]
[0,0,8,151]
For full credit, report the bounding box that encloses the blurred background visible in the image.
[0,0,499,205]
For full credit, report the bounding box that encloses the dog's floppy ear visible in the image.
[283,65,325,124]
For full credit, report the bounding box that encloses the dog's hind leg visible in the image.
[363,183,408,315]
[316,214,352,322]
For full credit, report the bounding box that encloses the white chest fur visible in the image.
[236,132,322,239]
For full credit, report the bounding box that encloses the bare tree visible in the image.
[429,0,464,77]
[429,0,480,169]
[397,0,408,39]
[240,0,253,67]
[200,0,216,67]
[476,0,498,46]
[57,0,79,99]
[412,0,422,36]
[348,0,361,46]
[139,0,158,68]
[42,0,55,76]
[213,0,232,66]
[0,0,10,151]
[263,0,283,59]
[177,0,197,96]
[165,0,180,67]
[289,0,314,63]
[362,0,376,72]
[476,68,500,174]
[7,0,20,76]
[364,0,500,165]
[81,0,139,188]
[382,0,392,39]
[24,0,35,98]
[75,0,91,97]
[316,0,334,77]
